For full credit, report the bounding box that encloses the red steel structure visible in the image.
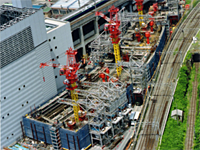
[40,47,80,123]
[135,0,144,26]
[96,5,122,77]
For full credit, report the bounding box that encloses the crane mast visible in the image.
[64,48,80,123]
[135,0,144,26]
[40,47,80,123]
[96,5,122,77]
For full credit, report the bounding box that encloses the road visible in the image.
[113,126,135,150]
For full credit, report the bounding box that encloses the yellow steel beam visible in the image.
[113,43,122,77]
[70,82,79,123]
[138,5,143,26]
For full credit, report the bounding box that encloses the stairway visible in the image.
[50,126,62,150]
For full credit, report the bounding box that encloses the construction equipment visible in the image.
[135,0,144,26]
[40,47,81,123]
[96,5,122,77]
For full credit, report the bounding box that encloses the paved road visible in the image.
[113,126,135,150]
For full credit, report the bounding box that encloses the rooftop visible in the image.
[171,109,183,117]
[51,0,91,9]
[45,18,67,32]
[43,6,51,13]
[0,5,38,31]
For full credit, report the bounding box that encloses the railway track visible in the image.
[135,3,200,150]
[185,62,199,150]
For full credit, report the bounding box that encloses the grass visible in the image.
[160,23,200,149]
[186,0,192,4]
[195,30,200,40]
[160,51,194,150]
[173,47,179,56]
[185,0,200,5]
[193,0,200,7]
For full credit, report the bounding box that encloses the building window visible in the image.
[55,46,57,49]
[7,113,9,116]
[60,10,66,15]
[23,85,25,88]
[49,39,51,42]
[56,56,59,59]
[52,58,55,61]
[4,97,6,99]
[26,101,28,104]
[19,88,21,91]
[52,9,59,14]
[50,49,53,52]
[53,36,56,39]
[55,76,57,78]
[22,104,24,107]
[2,117,4,119]
[12,133,14,136]
[7,137,9,139]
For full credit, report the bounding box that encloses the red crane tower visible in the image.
[40,47,80,123]
[135,0,144,26]
[96,5,122,77]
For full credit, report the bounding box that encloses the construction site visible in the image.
[2,0,187,149]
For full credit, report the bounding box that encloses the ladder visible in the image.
[50,126,62,150]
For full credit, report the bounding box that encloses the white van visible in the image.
[131,111,140,126]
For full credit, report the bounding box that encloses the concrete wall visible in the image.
[0,9,47,48]
[0,9,57,148]
[47,21,74,90]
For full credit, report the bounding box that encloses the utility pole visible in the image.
[93,0,99,34]
[78,0,80,8]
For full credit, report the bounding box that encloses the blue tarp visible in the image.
[147,27,166,80]
[23,117,91,149]
[32,5,43,9]
[126,83,134,104]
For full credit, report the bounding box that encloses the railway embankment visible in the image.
[185,62,199,150]
[194,66,200,150]
[193,33,200,149]
[159,51,194,150]
[160,29,200,150]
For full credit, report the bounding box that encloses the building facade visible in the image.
[45,18,74,90]
[0,5,73,148]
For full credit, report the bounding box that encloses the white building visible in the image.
[0,4,73,148]
[171,109,183,122]
[45,18,74,90]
